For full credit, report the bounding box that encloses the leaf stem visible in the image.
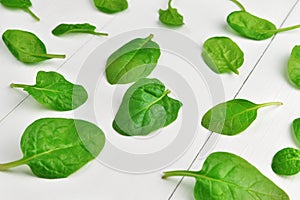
[258,102,283,108]
[162,170,198,179]
[168,0,173,8]
[0,158,27,171]
[23,8,40,21]
[33,54,66,59]
[10,83,30,89]
[230,0,246,11]
[275,24,300,33]
[92,32,109,36]
[147,34,154,40]
[230,67,239,75]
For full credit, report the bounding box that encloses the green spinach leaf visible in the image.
[202,36,244,74]
[201,99,282,135]
[2,29,66,63]
[94,0,128,14]
[159,0,184,26]
[163,152,289,200]
[10,71,88,111]
[272,147,300,176]
[113,78,182,136]
[293,118,300,145]
[288,46,300,88]
[227,0,300,40]
[1,0,40,21]
[52,23,108,36]
[105,34,161,84]
[0,118,105,179]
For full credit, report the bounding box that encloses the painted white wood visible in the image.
[0,0,299,199]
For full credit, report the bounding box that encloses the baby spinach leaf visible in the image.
[293,118,300,145]
[94,0,128,14]
[202,36,244,74]
[201,99,282,135]
[227,0,300,40]
[113,78,182,136]
[1,0,40,21]
[288,46,300,88]
[163,152,289,200]
[105,34,161,84]
[272,147,300,176]
[0,118,105,179]
[2,29,66,63]
[10,71,88,111]
[52,23,109,36]
[159,0,184,26]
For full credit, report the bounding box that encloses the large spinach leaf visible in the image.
[201,99,282,135]
[272,147,300,176]
[10,71,88,111]
[0,118,105,179]
[227,0,300,40]
[1,0,40,21]
[2,29,65,63]
[202,36,244,74]
[163,152,289,200]
[106,34,161,84]
[94,0,128,14]
[159,0,184,26]
[113,78,182,136]
[52,23,108,36]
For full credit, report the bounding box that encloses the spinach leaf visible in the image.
[1,0,40,21]
[288,46,300,88]
[202,36,244,74]
[272,147,300,176]
[10,71,88,111]
[201,99,282,135]
[159,0,184,26]
[0,118,105,179]
[293,118,300,145]
[93,0,128,14]
[52,23,108,36]
[227,0,300,40]
[163,152,289,200]
[105,34,161,84]
[113,78,182,136]
[2,29,66,63]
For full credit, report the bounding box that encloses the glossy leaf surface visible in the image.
[10,71,88,111]
[0,118,105,179]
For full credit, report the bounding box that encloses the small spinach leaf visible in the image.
[1,0,40,21]
[202,36,244,74]
[10,71,88,111]
[293,118,300,145]
[2,29,66,63]
[93,0,128,14]
[272,147,300,176]
[163,152,289,200]
[52,23,108,36]
[201,99,282,135]
[0,118,105,179]
[227,0,300,40]
[105,34,161,84]
[288,46,300,88]
[159,0,184,26]
[113,78,182,136]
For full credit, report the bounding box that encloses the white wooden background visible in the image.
[0,0,299,199]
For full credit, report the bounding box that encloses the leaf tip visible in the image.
[231,68,239,75]
[148,34,154,40]
[161,172,167,179]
